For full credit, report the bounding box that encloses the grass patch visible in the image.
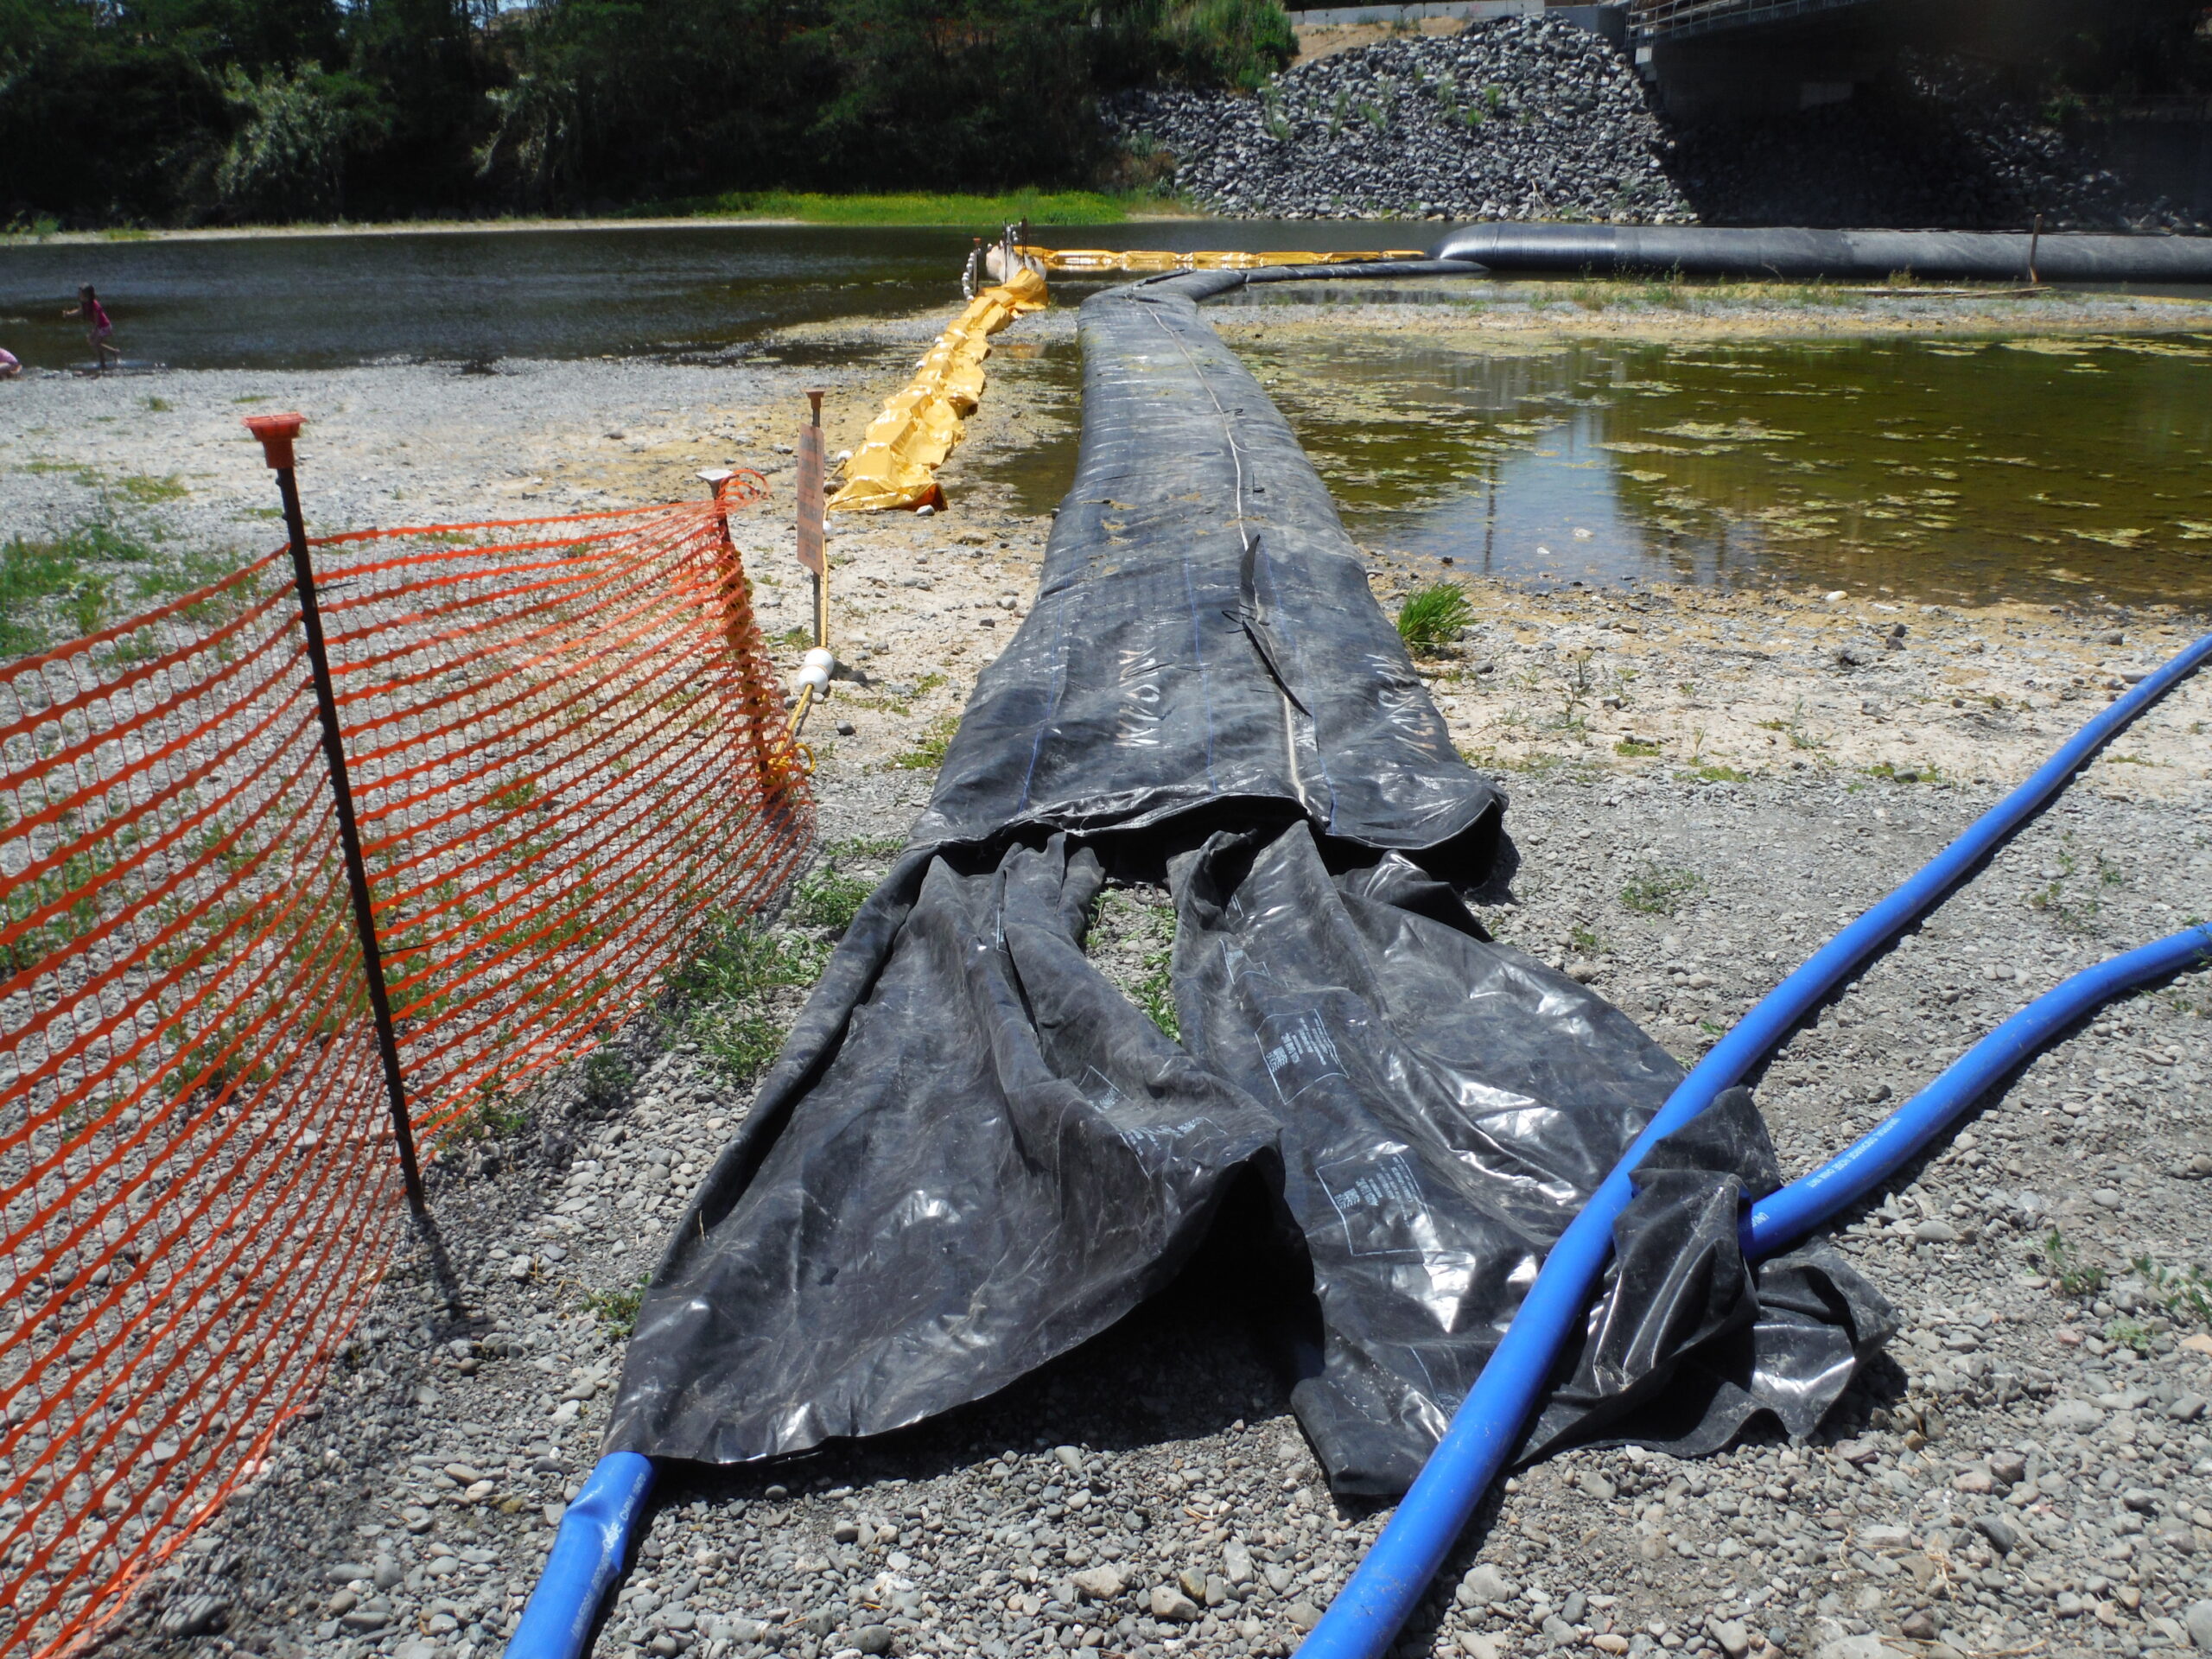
[1135,928,1177,1042]
[113,474,188,505]
[1,521,157,656]
[441,1090,529,1143]
[3,522,246,661]
[576,1049,634,1114]
[1620,862,1704,917]
[1568,925,1608,956]
[892,713,959,771]
[2131,1254,2212,1327]
[1865,760,1939,784]
[584,1274,652,1336]
[651,188,1141,226]
[827,835,903,860]
[2105,1315,2155,1356]
[1679,763,1751,785]
[667,913,829,1083]
[2039,1227,2107,1298]
[1613,735,1662,758]
[793,862,871,934]
[1395,583,1471,655]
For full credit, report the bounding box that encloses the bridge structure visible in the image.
[1630,0,1876,46]
[1626,0,1886,115]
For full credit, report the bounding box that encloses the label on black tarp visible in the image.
[1316,1151,1427,1258]
[1256,1007,1346,1104]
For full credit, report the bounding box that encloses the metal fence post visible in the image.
[244,412,426,1215]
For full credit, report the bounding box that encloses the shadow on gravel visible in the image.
[656,1169,1341,1511]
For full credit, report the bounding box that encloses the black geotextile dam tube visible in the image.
[601,261,1888,1502]
[1434,222,2212,283]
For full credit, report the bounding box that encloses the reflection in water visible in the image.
[970,327,2212,606]
[0,220,1434,372]
[1244,333,2212,607]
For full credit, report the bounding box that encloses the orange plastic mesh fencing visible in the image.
[0,485,809,1658]
[312,486,809,1139]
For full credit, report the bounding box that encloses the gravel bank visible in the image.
[9,297,2206,1659]
[1109,19,1688,225]
[1109,18,2204,232]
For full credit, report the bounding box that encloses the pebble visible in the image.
[2186,1599,2212,1651]
[2042,1398,2104,1431]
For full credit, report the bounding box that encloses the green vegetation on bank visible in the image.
[0,0,1290,230]
[649,189,1150,226]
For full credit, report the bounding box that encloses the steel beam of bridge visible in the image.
[1630,0,1877,46]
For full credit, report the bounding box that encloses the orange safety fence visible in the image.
[0,483,810,1658]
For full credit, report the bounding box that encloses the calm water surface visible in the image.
[973,317,2212,609]
[0,220,1427,371]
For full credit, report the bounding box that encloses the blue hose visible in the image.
[1745,923,2211,1258]
[1294,628,2212,1659]
[505,1452,655,1659]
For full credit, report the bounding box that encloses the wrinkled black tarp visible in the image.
[605,267,1890,1492]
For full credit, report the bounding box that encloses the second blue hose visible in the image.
[1295,629,2212,1659]
[1746,923,2210,1257]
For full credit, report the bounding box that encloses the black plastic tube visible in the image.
[1293,627,2212,1659]
[1433,224,2212,283]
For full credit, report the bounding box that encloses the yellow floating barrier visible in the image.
[826,249,1424,512]
[828,266,1047,513]
[1014,246,1426,273]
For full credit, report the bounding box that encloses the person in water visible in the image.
[63,285,118,372]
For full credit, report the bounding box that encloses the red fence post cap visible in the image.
[243,412,307,470]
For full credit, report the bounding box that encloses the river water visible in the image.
[0,220,1421,371]
[4,224,2208,607]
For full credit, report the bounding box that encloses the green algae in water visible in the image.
[962,329,2212,609]
[1248,333,2212,607]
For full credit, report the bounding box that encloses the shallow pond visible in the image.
[974,318,2212,610]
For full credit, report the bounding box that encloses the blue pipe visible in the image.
[505,1452,655,1659]
[1294,627,2212,1659]
[1745,924,2211,1258]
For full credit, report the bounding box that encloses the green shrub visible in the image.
[585,1274,652,1335]
[1395,583,1472,655]
[1099,0,1295,92]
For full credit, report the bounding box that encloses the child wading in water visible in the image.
[63,285,118,372]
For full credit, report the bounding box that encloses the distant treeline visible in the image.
[0,0,1294,226]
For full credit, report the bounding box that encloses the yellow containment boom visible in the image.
[827,248,1424,513]
[1014,245,1426,273]
[827,265,1047,513]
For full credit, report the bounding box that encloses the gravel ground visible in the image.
[11,294,2208,1659]
[1109,18,2204,232]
